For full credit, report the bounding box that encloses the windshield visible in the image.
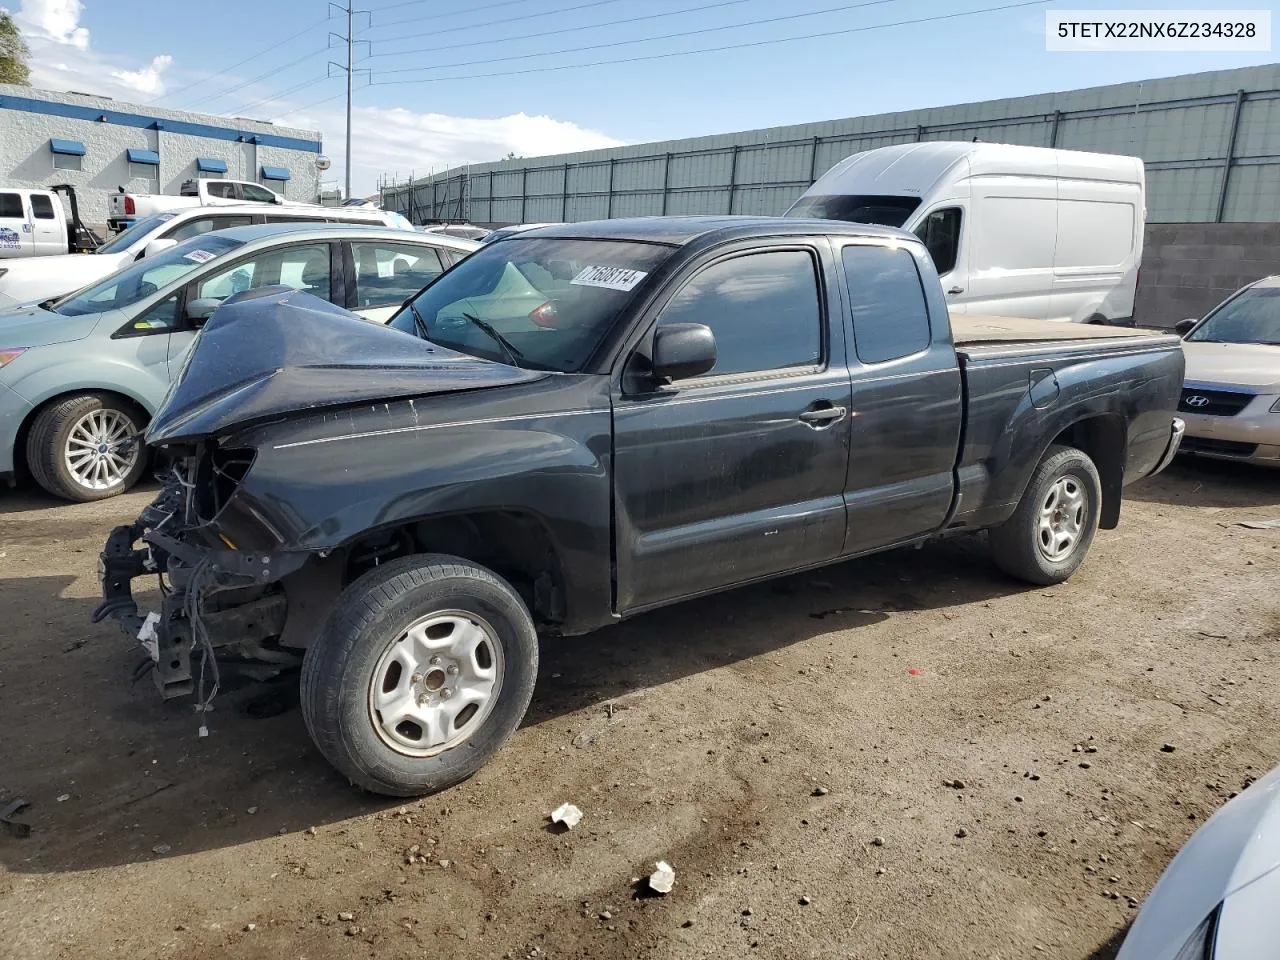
[53,234,242,316]
[95,212,179,255]
[1186,287,1280,345]
[786,194,922,228]
[389,237,673,372]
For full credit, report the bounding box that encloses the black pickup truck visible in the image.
[96,217,1185,796]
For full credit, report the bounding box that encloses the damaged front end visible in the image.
[93,447,304,701]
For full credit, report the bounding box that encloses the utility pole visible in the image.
[329,3,370,200]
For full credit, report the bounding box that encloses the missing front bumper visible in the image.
[92,518,292,700]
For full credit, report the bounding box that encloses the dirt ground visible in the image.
[0,458,1277,960]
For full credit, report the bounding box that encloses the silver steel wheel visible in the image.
[367,610,505,758]
[1036,473,1087,562]
[64,408,139,491]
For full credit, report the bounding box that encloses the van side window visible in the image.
[30,195,57,219]
[914,208,961,275]
[842,245,931,364]
[0,193,22,218]
[658,250,823,378]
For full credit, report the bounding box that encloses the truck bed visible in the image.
[953,314,1169,344]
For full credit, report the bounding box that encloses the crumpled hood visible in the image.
[1117,764,1280,959]
[1182,340,1280,392]
[146,288,546,444]
[0,304,103,349]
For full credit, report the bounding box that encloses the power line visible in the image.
[367,0,620,35]
[379,0,904,75]
[275,89,349,119]
[231,75,330,116]
[182,47,330,111]
[371,0,754,58]
[149,18,329,105]
[369,0,527,18]
[374,0,1052,86]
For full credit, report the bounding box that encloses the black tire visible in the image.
[25,393,148,502]
[1084,314,1110,325]
[300,553,539,797]
[988,444,1102,585]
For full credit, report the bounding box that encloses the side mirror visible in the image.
[142,238,177,259]
[652,323,717,382]
[1174,318,1198,336]
[273,195,284,204]
[185,298,220,322]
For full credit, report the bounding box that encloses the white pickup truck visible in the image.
[0,202,414,310]
[0,185,102,258]
[107,178,293,233]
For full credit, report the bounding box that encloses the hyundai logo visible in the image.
[1185,395,1210,407]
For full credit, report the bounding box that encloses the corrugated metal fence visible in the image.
[381,65,1280,226]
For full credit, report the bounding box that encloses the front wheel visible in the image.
[988,444,1102,585]
[26,393,147,502]
[300,554,539,796]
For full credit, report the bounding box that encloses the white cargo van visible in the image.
[787,142,1145,324]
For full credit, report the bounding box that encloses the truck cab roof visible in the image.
[518,215,919,249]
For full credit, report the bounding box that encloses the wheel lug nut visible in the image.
[439,688,452,700]
[411,673,423,683]
[429,656,441,665]
[446,665,458,676]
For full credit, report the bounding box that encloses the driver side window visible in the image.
[914,207,962,275]
[242,184,277,203]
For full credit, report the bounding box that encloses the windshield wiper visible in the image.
[460,311,525,367]
[404,299,432,342]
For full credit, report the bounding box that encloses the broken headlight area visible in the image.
[92,442,307,708]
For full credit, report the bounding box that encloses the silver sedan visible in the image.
[1175,276,1280,467]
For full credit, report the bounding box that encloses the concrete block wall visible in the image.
[1135,223,1280,327]
[0,85,323,230]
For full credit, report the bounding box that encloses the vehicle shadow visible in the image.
[1127,457,1280,510]
[1084,924,1129,960]
[0,536,1021,875]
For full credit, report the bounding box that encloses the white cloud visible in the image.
[110,54,173,96]
[11,0,175,101]
[282,104,625,198]
[15,0,88,49]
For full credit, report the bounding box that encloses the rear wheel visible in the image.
[988,444,1101,585]
[300,554,538,796]
[26,393,147,502]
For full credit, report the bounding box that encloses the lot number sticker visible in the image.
[183,249,218,264]
[571,265,647,292]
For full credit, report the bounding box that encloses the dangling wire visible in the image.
[185,559,222,738]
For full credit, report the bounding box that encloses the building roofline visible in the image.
[0,84,322,153]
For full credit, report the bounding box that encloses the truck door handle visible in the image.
[799,403,847,426]
[947,286,965,295]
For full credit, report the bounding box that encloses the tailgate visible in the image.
[107,194,128,218]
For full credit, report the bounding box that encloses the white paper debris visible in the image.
[648,860,675,894]
[551,803,583,829]
[138,611,161,662]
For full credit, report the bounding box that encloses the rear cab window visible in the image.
[30,194,57,220]
[787,194,921,227]
[841,244,932,364]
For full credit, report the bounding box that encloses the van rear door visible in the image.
[0,190,32,258]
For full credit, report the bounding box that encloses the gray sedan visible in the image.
[0,223,477,501]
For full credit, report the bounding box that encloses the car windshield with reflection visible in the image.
[388,236,673,372]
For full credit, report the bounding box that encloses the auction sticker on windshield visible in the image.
[183,249,217,264]
[571,265,647,292]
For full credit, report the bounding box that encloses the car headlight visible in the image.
[0,347,27,368]
[1174,905,1220,960]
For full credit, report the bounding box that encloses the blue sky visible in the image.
[11,0,1278,195]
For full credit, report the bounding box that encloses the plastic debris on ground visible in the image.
[550,803,583,829]
[648,860,676,894]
